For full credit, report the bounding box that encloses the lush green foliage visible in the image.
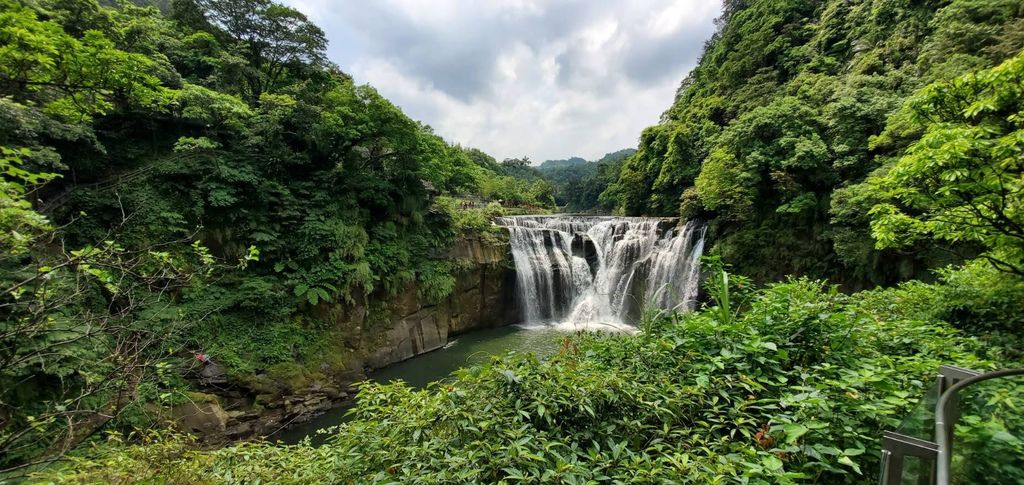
[477,174,555,209]
[602,0,1024,285]
[451,149,557,209]
[0,144,240,467]
[32,263,1023,483]
[538,149,634,213]
[5,0,1024,480]
[432,196,506,242]
[0,0,539,469]
[868,52,1024,277]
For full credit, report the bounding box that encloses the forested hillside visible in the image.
[537,149,634,212]
[0,0,551,469]
[463,150,558,208]
[537,157,587,172]
[5,0,1024,483]
[603,0,1024,286]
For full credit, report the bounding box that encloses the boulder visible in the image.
[224,421,253,439]
[199,361,227,385]
[173,398,229,435]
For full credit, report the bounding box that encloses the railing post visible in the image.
[935,368,1024,485]
[879,365,979,485]
[937,365,980,395]
[880,365,1024,485]
[879,431,939,485]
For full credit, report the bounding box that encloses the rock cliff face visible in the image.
[180,235,517,443]
[365,237,517,367]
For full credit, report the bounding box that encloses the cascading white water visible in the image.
[497,216,706,331]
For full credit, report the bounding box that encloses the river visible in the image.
[271,325,568,445]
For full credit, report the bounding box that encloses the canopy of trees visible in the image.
[4,0,1024,481]
[868,53,1024,277]
[0,0,544,468]
[537,149,635,213]
[601,0,1024,286]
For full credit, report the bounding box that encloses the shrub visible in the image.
[31,266,1020,484]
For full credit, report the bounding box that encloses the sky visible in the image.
[283,0,723,163]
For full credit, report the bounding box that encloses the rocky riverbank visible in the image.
[171,235,517,444]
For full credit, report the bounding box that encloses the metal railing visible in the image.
[879,365,1024,485]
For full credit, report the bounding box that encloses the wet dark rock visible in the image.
[199,361,227,385]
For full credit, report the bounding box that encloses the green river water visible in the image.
[272,325,569,445]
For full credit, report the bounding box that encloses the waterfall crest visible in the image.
[496,216,706,330]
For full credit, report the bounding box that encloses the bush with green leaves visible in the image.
[32,263,1020,484]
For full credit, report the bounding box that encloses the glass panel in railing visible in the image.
[949,374,1024,485]
[896,378,942,441]
[900,454,935,485]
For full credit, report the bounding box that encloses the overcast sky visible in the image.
[284,0,722,163]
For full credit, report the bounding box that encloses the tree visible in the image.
[869,52,1024,276]
[462,146,501,172]
[0,0,168,121]
[195,0,327,100]
[0,147,242,470]
[501,156,530,169]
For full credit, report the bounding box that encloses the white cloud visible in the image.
[283,0,722,162]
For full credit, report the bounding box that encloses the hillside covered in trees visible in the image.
[537,149,635,213]
[603,0,1024,287]
[4,0,1024,483]
[0,0,554,471]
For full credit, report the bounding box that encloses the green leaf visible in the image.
[838,455,862,474]
[783,423,808,444]
[762,455,784,471]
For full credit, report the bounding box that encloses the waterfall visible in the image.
[497,216,706,330]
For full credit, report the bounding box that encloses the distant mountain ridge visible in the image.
[535,149,636,212]
[538,149,635,172]
[537,157,587,171]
